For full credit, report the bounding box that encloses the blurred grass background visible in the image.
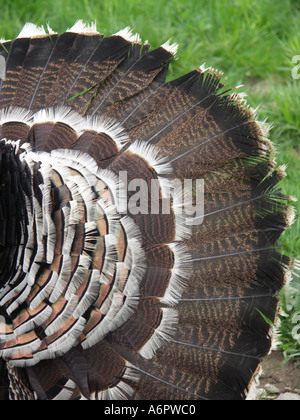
[0,0,299,361]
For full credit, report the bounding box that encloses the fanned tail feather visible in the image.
[0,22,297,400]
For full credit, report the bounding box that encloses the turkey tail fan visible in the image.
[0,22,298,400]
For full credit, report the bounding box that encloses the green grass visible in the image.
[0,0,299,360]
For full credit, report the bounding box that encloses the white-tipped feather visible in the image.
[13,305,52,336]
[73,270,101,318]
[114,27,141,44]
[161,40,178,56]
[6,284,32,315]
[50,148,99,175]
[160,242,192,305]
[97,168,128,210]
[84,116,129,150]
[17,23,47,38]
[1,337,42,360]
[33,105,84,131]
[257,118,275,139]
[0,107,33,125]
[64,255,91,300]
[199,63,209,73]
[47,317,86,357]
[128,141,173,175]
[29,272,58,311]
[44,295,79,336]
[139,308,178,359]
[97,198,120,235]
[96,380,135,401]
[0,276,28,306]
[48,256,72,304]
[46,23,57,35]
[67,20,98,35]
[91,363,138,400]
[171,180,193,240]
[53,380,76,401]
[82,289,136,350]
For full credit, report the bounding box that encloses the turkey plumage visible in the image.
[0,21,297,400]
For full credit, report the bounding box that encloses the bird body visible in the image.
[0,21,297,400]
